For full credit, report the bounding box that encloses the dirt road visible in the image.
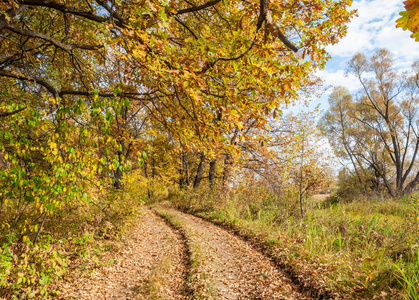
[62,204,308,299]
[60,206,187,299]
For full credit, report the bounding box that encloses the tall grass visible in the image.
[394,250,419,300]
[170,185,419,299]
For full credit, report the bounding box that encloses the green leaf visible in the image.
[141,151,147,159]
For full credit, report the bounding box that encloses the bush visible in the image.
[122,170,170,204]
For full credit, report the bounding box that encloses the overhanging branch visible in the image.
[2,23,104,52]
[256,0,298,52]
[0,69,157,100]
[0,106,27,118]
[0,69,59,97]
[17,0,116,25]
[176,0,222,15]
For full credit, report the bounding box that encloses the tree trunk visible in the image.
[113,146,123,189]
[299,137,304,217]
[179,155,184,187]
[185,157,190,186]
[193,153,205,188]
[403,171,419,195]
[209,159,216,186]
[151,156,157,179]
[114,167,123,189]
[180,153,190,187]
[143,161,152,199]
[222,155,232,189]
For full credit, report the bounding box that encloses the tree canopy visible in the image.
[0,0,354,246]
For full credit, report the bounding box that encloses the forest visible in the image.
[0,0,418,299]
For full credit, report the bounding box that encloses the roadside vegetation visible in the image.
[169,186,419,299]
[0,189,144,299]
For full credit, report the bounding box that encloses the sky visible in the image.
[305,0,419,113]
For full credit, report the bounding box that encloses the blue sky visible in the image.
[306,0,419,112]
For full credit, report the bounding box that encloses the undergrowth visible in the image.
[0,188,143,299]
[170,186,419,299]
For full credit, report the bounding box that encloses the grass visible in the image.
[394,251,419,300]
[169,185,419,299]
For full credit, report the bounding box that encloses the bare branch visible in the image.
[94,0,127,26]
[174,15,198,39]
[0,69,157,100]
[17,0,115,24]
[0,69,59,96]
[176,0,221,15]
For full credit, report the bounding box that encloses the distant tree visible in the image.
[242,111,333,212]
[321,49,419,197]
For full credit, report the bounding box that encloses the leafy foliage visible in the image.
[0,0,355,295]
[396,0,419,41]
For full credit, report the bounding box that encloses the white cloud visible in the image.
[317,69,360,92]
[325,0,419,62]
[293,0,419,114]
[314,0,419,112]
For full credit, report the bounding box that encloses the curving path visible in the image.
[60,206,188,299]
[61,203,309,299]
[154,203,307,300]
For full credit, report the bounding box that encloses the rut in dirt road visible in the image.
[60,206,189,300]
[154,203,308,300]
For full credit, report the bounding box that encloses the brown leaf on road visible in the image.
[154,203,310,300]
[59,206,188,299]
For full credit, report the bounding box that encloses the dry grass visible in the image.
[170,186,419,299]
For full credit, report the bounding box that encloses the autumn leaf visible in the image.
[396,0,419,41]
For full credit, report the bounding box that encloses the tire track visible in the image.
[154,203,307,300]
[60,206,189,299]
[188,210,338,300]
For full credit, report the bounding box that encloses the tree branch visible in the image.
[176,0,222,15]
[0,5,28,31]
[198,40,255,74]
[256,0,268,31]
[17,0,117,25]
[0,69,157,100]
[0,106,27,118]
[174,15,198,39]
[94,0,127,26]
[2,22,103,52]
[0,69,59,97]
[256,0,298,52]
